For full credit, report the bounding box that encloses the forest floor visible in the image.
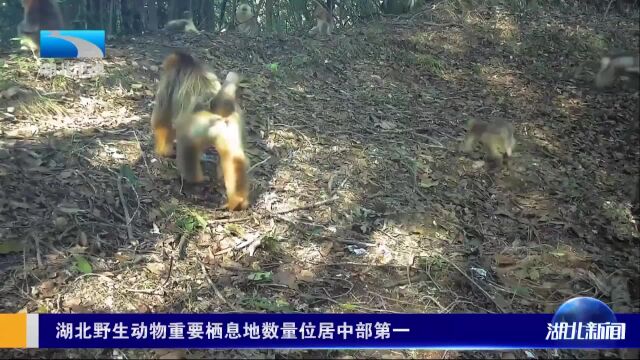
[1,2,639,359]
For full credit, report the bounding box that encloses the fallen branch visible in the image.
[248,156,271,174]
[116,177,134,242]
[334,238,376,248]
[214,234,262,256]
[199,261,242,312]
[275,195,338,215]
[125,288,164,296]
[162,256,174,287]
[604,0,616,17]
[439,255,506,313]
[132,130,154,181]
[32,233,43,268]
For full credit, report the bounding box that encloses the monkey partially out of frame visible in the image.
[308,3,333,37]
[150,51,250,211]
[460,119,516,170]
[594,52,639,89]
[17,0,64,58]
[236,3,258,35]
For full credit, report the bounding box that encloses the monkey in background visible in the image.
[151,52,249,210]
[17,0,64,58]
[236,3,258,35]
[382,0,416,15]
[594,52,639,89]
[164,11,200,33]
[308,3,333,37]
[460,119,516,170]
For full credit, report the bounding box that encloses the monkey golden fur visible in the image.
[151,51,250,211]
[308,3,333,37]
[17,0,64,56]
[184,73,250,211]
[460,119,515,168]
[236,4,258,35]
[151,51,221,158]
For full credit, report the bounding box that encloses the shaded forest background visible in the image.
[0,0,637,49]
[0,0,418,45]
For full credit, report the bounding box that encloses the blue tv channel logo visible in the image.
[40,30,105,59]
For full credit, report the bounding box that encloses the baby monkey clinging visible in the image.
[460,119,515,169]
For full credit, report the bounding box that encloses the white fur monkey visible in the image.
[236,3,258,35]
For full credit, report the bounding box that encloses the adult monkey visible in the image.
[17,0,65,58]
[381,0,416,14]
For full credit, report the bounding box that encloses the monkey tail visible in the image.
[228,155,250,210]
[210,72,241,117]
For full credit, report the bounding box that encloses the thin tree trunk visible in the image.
[219,0,229,30]
[148,0,159,31]
[265,0,274,31]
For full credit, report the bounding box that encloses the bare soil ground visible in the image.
[0,2,638,359]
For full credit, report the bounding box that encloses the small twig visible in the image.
[208,216,252,225]
[214,234,262,256]
[132,130,153,180]
[334,238,376,248]
[383,274,426,288]
[32,233,43,268]
[116,177,134,242]
[275,194,338,215]
[125,288,164,295]
[439,255,506,313]
[162,256,174,287]
[122,177,141,227]
[248,156,271,174]
[199,261,242,312]
[604,0,615,17]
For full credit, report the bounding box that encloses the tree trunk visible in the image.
[106,0,115,35]
[169,0,189,19]
[199,0,216,31]
[148,0,159,32]
[265,0,274,31]
[121,0,132,34]
[219,0,229,30]
[132,0,145,33]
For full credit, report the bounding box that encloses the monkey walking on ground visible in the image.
[594,52,639,89]
[594,52,640,215]
[151,51,250,211]
[308,3,333,37]
[17,0,64,59]
[164,11,200,34]
[236,3,259,35]
[460,119,516,170]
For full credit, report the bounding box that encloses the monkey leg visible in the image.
[218,148,249,211]
[485,145,504,170]
[176,138,206,183]
[459,136,476,153]
[151,112,176,157]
